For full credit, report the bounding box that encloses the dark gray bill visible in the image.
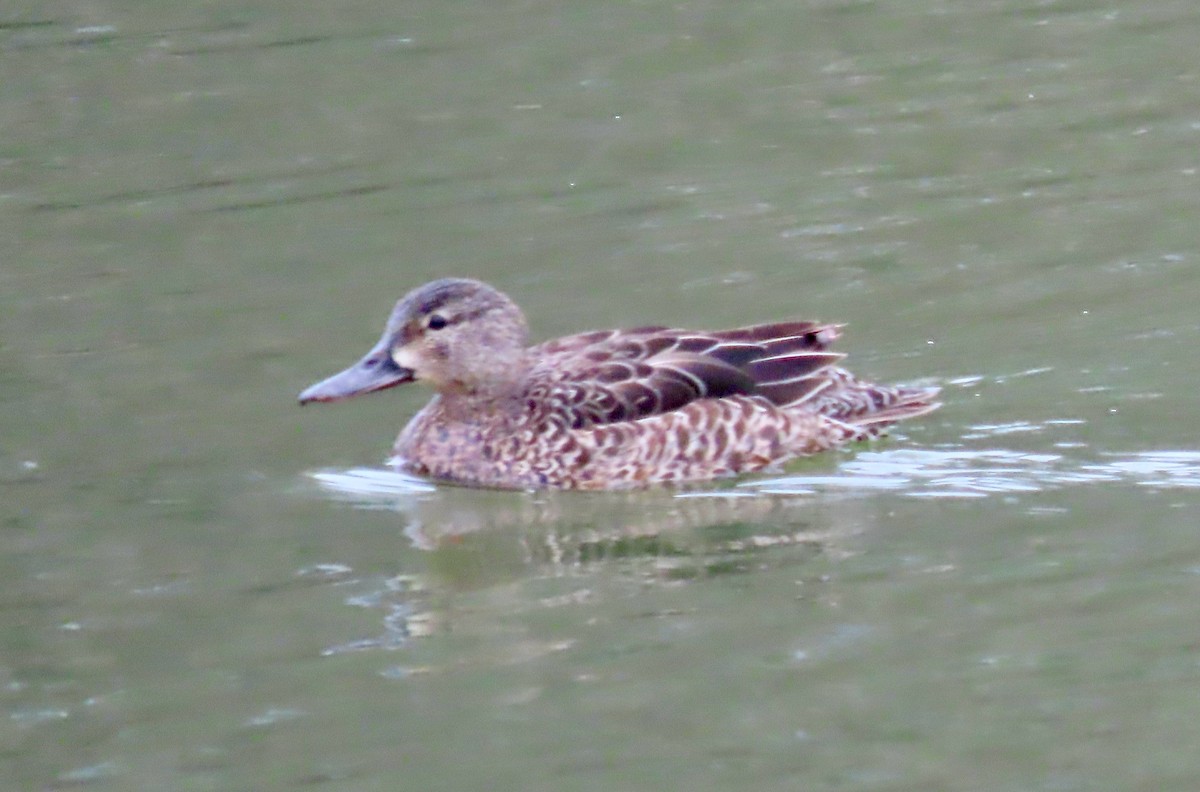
[298,343,413,404]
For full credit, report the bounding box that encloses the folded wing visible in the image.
[527,322,846,429]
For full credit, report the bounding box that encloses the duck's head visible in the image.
[298,278,530,404]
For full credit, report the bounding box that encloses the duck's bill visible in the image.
[298,350,414,404]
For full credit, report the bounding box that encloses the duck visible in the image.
[298,278,939,490]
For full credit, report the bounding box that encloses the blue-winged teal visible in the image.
[299,278,939,490]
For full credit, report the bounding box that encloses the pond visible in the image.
[3,1,1200,789]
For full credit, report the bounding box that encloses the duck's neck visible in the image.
[434,381,527,423]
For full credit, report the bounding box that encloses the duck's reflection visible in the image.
[310,466,860,566]
[304,466,879,659]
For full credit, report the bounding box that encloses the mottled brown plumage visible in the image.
[299,278,939,490]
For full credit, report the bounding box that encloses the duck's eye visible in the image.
[426,314,448,331]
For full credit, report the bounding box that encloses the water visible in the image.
[4,0,1200,789]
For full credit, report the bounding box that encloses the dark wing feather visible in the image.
[526,322,844,428]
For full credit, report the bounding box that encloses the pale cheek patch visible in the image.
[391,346,420,371]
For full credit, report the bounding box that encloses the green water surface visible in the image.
[3,1,1200,789]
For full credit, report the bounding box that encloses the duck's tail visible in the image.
[844,387,942,432]
[801,368,940,436]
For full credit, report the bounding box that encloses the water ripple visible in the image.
[745,449,1200,498]
[305,450,1200,503]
